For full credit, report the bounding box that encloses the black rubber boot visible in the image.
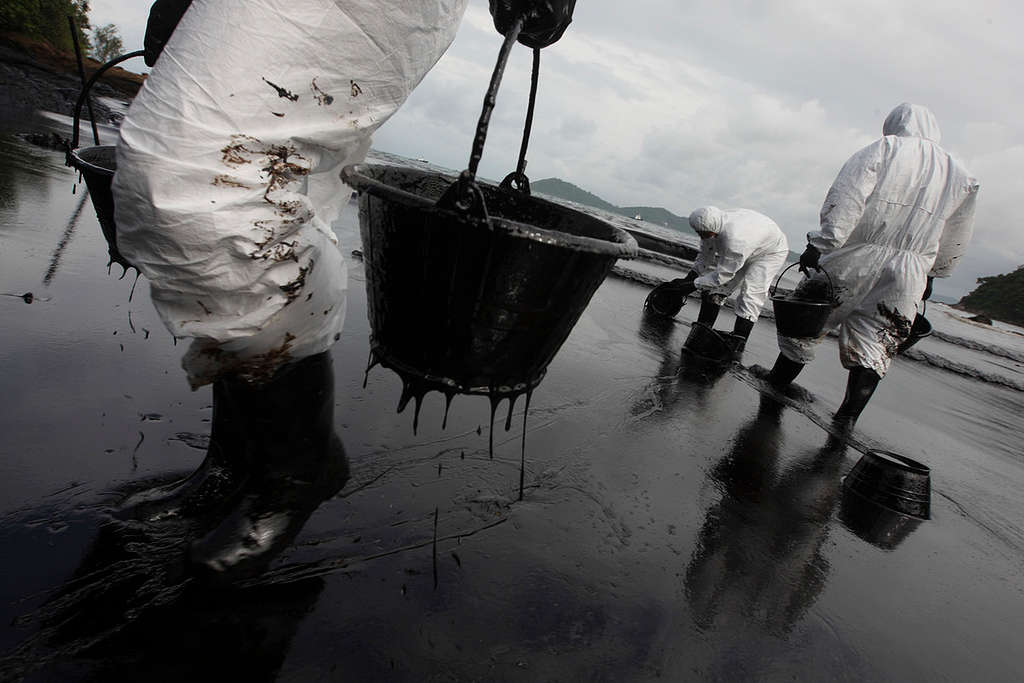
[189,351,350,582]
[833,366,881,432]
[767,353,804,388]
[697,294,721,326]
[117,379,250,522]
[732,317,755,339]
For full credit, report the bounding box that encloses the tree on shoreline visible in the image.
[91,23,123,62]
[0,0,91,53]
[958,265,1024,327]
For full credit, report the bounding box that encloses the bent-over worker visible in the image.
[649,207,788,342]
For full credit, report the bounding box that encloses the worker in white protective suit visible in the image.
[767,103,979,430]
[647,207,788,344]
[112,0,577,579]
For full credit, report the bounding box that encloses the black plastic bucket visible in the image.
[897,304,933,354]
[838,485,924,550]
[770,263,837,338]
[66,50,144,270]
[681,322,744,364]
[342,163,637,396]
[644,281,687,318]
[842,449,931,519]
[69,145,129,268]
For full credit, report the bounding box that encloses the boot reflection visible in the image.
[685,398,847,635]
[632,311,724,420]
[189,351,350,581]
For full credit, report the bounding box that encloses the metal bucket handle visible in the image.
[770,261,837,305]
[69,50,145,151]
[498,46,542,197]
[437,15,529,220]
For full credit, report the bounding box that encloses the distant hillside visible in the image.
[532,178,689,233]
[620,206,690,233]
[958,265,1024,327]
[531,178,620,214]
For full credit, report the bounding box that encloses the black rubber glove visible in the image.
[489,0,577,49]
[922,276,934,301]
[144,0,192,66]
[683,270,699,283]
[798,244,821,276]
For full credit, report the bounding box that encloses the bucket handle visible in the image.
[498,47,541,197]
[437,15,526,219]
[68,50,145,157]
[770,261,837,304]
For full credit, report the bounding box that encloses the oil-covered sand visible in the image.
[1,115,1023,681]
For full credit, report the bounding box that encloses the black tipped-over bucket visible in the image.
[343,163,637,396]
[838,485,923,550]
[770,263,838,338]
[681,322,744,364]
[842,449,931,519]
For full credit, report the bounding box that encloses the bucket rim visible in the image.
[769,293,834,309]
[69,145,116,177]
[864,449,931,475]
[343,163,638,259]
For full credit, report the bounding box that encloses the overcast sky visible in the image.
[89,0,1024,299]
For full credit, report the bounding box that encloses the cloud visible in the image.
[95,0,1024,297]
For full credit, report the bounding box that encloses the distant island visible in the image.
[531,178,692,233]
[957,266,1024,327]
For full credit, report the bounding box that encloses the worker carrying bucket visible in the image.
[646,206,788,356]
[768,104,979,432]
[110,0,580,579]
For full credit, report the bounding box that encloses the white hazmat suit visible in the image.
[112,0,469,387]
[778,103,979,378]
[689,206,789,323]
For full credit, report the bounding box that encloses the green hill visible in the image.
[532,178,689,233]
[620,206,690,232]
[957,265,1024,327]
[531,178,621,214]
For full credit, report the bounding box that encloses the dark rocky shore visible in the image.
[0,32,143,126]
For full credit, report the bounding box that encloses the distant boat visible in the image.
[634,214,643,221]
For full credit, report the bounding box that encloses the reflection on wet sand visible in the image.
[1,353,348,679]
[685,396,847,635]
[630,310,730,422]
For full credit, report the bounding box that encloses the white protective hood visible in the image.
[882,102,941,143]
[113,0,468,387]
